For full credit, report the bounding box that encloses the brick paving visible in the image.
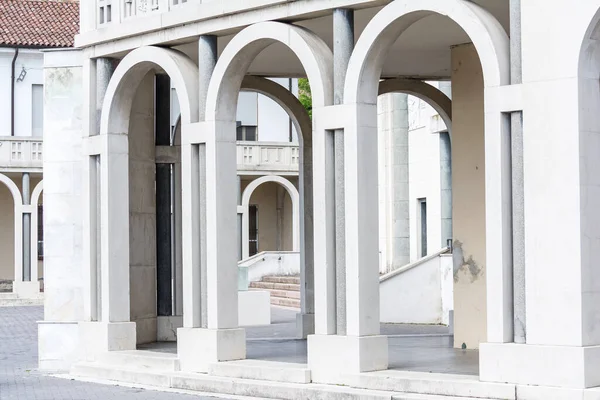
[0,306,229,400]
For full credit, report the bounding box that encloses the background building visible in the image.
[0,0,79,299]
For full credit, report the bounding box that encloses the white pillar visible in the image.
[79,55,135,360]
[38,49,85,371]
[308,9,388,383]
[177,35,245,373]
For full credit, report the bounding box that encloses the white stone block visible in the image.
[78,321,136,362]
[38,322,79,371]
[480,342,600,389]
[157,315,183,341]
[308,334,388,382]
[238,290,270,327]
[12,280,41,299]
[177,327,245,373]
[296,312,315,339]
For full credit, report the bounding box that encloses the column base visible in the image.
[157,316,183,342]
[480,342,600,389]
[177,327,246,373]
[13,280,41,298]
[296,312,315,339]
[78,321,136,362]
[38,321,79,371]
[308,334,388,383]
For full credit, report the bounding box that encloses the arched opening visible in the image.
[89,46,199,350]
[189,21,332,367]
[0,173,23,292]
[241,175,300,259]
[320,0,510,378]
[578,8,600,350]
[377,87,454,336]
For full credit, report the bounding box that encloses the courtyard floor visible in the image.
[0,306,232,400]
[0,305,478,399]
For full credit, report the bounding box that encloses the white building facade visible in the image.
[37,0,600,398]
[0,0,79,299]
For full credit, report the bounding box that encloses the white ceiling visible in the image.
[174,0,509,79]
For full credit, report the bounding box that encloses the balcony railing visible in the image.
[0,138,43,170]
[237,141,299,174]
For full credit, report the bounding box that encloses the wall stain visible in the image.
[452,239,483,283]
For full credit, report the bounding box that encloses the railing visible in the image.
[379,247,451,283]
[0,137,43,169]
[237,141,299,174]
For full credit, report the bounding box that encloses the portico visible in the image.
[38,0,600,398]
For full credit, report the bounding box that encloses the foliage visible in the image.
[298,78,312,119]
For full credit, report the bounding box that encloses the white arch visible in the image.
[30,180,43,283]
[344,0,509,105]
[100,46,199,136]
[340,0,511,339]
[205,22,333,123]
[0,173,23,206]
[241,76,312,147]
[195,21,332,330]
[378,78,452,134]
[240,175,300,260]
[0,173,23,284]
[91,46,198,326]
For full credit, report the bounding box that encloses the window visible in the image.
[418,198,427,258]
[32,85,43,137]
[249,205,259,256]
[236,124,257,141]
[38,205,43,260]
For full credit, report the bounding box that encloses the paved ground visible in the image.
[0,306,230,400]
[0,305,477,399]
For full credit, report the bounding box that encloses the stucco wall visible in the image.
[0,50,44,137]
[0,174,43,283]
[128,73,157,344]
[451,43,487,349]
[408,102,442,262]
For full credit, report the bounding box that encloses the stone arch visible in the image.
[30,180,43,282]
[339,0,511,339]
[93,46,198,335]
[0,173,23,282]
[205,21,333,124]
[344,0,509,105]
[378,78,452,133]
[0,173,23,206]
[240,175,300,259]
[577,7,600,349]
[100,46,199,136]
[195,21,331,331]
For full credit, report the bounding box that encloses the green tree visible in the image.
[298,78,312,119]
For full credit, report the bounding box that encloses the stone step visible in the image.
[70,362,398,400]
[269,289,301,299]
[270,296,301,308]
[340,370,515,400]
[208,359,310,384]
[249,281,300,291]
[262,276,300,284]
[71,362,172,388]
[97,350,180,372]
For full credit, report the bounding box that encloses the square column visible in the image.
[38,49,85,371]
[177,35,245,373]
[481,76,600,389]
[178,121,245,372]
[78,132,136,360]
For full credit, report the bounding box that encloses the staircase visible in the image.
[249,275,300,309]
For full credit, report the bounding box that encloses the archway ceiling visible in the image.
[174,0,508,80]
